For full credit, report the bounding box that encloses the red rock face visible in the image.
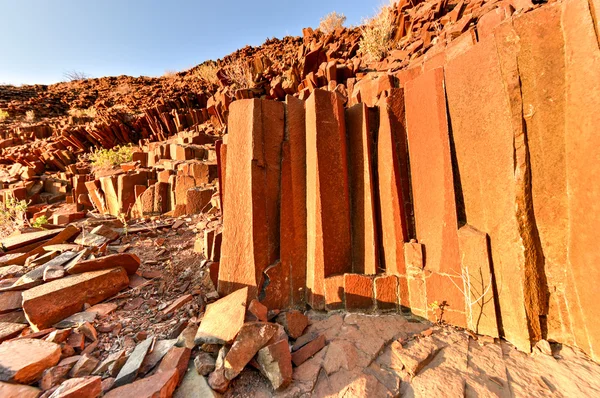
[405,68,460,276]
[218,99,284,300]
[305,89,352,310]
[280,95,308,308]
[377,89,411,277]
[562,0,600,362]
[346,103,379,275]
[445,32,545,351]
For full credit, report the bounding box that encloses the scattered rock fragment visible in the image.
[194,352,216,376]
[224,322,278,380]
[0,381,41,398]
[22,267,129,331]
[276,310,308,339]
[114,337,154,388]
[291,334,327,366]
[0,339,61,384]
[48,376,101,398]
[257,339,293,390]
[194,287,247,345]
[105,368,179,398]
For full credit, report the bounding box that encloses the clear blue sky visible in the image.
[1,0,383,85]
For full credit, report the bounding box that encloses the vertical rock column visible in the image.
[305,89,352,310]
[562,0,600,362]
[404,68,465,327]
[513,5,572,344]
[218,99,284,299]
[346,103,379,275]
[263,96,308,309]
[377,88,412,310]
[445,34,546,352]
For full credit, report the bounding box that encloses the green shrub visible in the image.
[90,145,135,168]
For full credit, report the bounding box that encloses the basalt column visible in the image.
[305,89,352,310]
[218,99,284,299]
[405,68,465,327]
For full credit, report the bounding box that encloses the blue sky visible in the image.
[0,0,383,85]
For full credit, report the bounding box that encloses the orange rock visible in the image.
[305,89,352,310]
[445,32,544,350]
[0,339,61,384]
[0,381,41,398]
[104,368,179,398]
[344,274,374,311]
[257,339,293,390]
[346,103,379,275]
[374,275,399,311]
[224,322,278,380]
[218,99,284,299]
[156,346,191,385]
[377,89,412,277]
[291,334,326,366]
[65,253,140,275]
[22,267,129,331]
[194,287,248,345]
[275,310,308,340]
[562,0,600,362]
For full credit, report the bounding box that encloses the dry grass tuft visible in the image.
[359,5,395,61]
[222,60,254,90]
[319,11,347,34]
[194,62,220,85]
[25,110,35,122]
[69,107,97,119]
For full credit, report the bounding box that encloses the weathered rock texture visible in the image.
[217,0,600,362]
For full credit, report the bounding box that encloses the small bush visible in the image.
[90,145,135,168]
[0,197,29,229]
[31,215,48,229]
[223,60,254,90]
[68,108,97,119]
[359,5,395,60]
[25,110,35,122]
[63,70,90,81]
[0,109,8,121]
[194,62,219,85]
[319,11,347,34]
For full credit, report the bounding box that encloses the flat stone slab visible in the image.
[195,287,247,345]
[106,368,179,398]
[0,338,61,384]
[114,337,154,388]
[22,267,129,331]
[0,321,27,342]
[66,253,141,275]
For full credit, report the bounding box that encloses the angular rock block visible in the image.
[65,253,141,275]
[305,89,352,310]
[404,67,461,276]
[344,274,374,312]
[377,89,412,277]
[194,287,248,346]
[280,95,308,308]
[218,99,284,299]
[457,225,499,337]
[561,0,600,362]
[445,33,546,351]
[323,275,344,311]
[375,275,399,311]
[0,339,61,384]
[346,103,379,275]
[22,267,129,331]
